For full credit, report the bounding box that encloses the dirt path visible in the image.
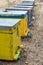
[0,0,43,65]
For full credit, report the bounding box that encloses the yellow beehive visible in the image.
[0,11,30,37]
[0,19,23,60]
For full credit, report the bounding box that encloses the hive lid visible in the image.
[22,0,34,1]
[6,7,32,11]
[22,2,33,4]
[0,10,27,15]
[14,5,33,7]
[19,2,34,6]
[0,19,20,29]
[22,0,35,3]
[0,11,27,18]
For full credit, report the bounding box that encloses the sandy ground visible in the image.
[0,0,22,9]
[0,0,43,65]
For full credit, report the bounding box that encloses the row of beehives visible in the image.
[0,0,35,60]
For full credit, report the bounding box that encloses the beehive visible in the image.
[13,1,34,21]
[13,2,34,22]
[0,19,23,60]
[15,0,34,11]
[6,6,33,26]
[21,0,35,12]
[0,11,30,37]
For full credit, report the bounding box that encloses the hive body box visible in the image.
[0,11,29,37]
[6,7,33,25]
[0,19,23,60]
